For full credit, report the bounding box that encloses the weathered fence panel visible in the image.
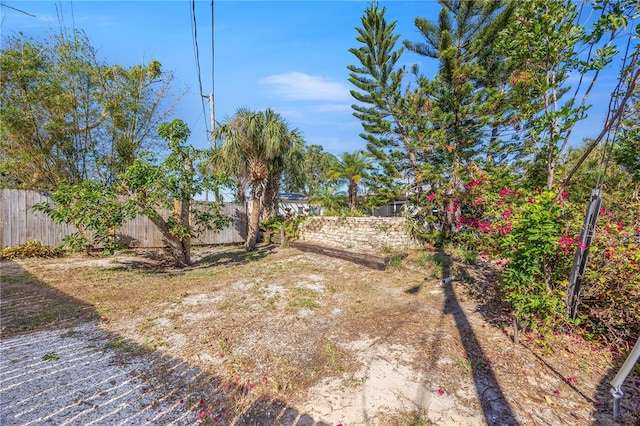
[0,189,247,249]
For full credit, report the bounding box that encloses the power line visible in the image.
[0,2,36,17]
[210,0,215,129]
[190,0,209,135]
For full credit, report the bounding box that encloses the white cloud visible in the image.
[260,72,351,102]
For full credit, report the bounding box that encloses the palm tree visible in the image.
[330,150,370,211]
[308,185,347,215]
[260,137,305,221]
[211,108,304,250]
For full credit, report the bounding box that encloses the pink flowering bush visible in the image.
[454,174,639,344]
[456,179,582,330]
[488,190,577,328]
[580,206,640,346]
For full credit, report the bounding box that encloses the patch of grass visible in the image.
[103,338,139,353]
[416,251,432,268]
[449,246,477,265]
[415,251,451,278]
[323,341,340,365]
[271,354,293,393]
[218,300,234,310]
[0,274,32,284]
[383,410,432,426]
[386,254,404,269]
[287,287,319,309]
[457,355,488,373]
[42,351,59,361]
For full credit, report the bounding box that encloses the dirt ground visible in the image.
[1,244,639,425]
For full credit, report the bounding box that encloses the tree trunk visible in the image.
[261,172,280,220]
[178,159,193,265]
[235,173,247,204]
[246,194,261,251]
[179,199,191,266]
[349,181,358,210]
[148,215,190,266]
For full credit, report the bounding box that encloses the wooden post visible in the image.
[280,226,286,246]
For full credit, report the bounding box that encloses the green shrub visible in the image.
[1,240,63,260]
[260,213,307,239]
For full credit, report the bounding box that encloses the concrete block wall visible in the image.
[298,216,421,253]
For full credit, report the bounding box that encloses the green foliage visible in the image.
[32,119,229,265]
[212,108,305,250]
[613,72,640,183]
[121,119,230,264]
[495,0,633,189]
[260,213,307,239]
[330,150,371,211]
[0,240,63,260]
[282,144,338,197]
[456,178,581,330]
[580,204,640,346]
[497,191,573,328]
[33,181,137,254]
[308,185,348,214]
[42,351,59,361]
[0,30,174,189]
[348,2,428,197]
[287,287,319,309]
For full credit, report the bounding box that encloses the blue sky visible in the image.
[0,0,629,159]
[2,0,441,155]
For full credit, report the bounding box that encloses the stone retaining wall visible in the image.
[298,216,421,253]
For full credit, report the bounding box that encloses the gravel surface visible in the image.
[0,322,199,426]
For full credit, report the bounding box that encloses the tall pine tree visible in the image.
[404,0,515,231]
[348,2,431,203]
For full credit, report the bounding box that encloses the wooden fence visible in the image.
[0,189,247,249]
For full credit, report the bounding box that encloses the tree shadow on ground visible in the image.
[193,244,276,269]
[0,259,328,425]
[445,252,640,425]
[104,244,276,275]
[438,251,520,426]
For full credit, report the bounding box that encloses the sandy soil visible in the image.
[1,245,638,425]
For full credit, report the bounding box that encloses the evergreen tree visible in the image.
[348,2,430,198]
[404,0,515,231]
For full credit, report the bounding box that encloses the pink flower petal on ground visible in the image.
[553,389,560,395]
[438,387,445,395]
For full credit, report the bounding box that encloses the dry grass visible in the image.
[1,244,638,425]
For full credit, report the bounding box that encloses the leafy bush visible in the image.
[1,240,62,260]
[458,182,581,331]
[580,206,640,346]
[33,181,137,254]
[454,175,639,345]
[260,212,307,239]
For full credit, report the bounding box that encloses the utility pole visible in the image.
[203,92,219,201]
[202,93,215,141]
